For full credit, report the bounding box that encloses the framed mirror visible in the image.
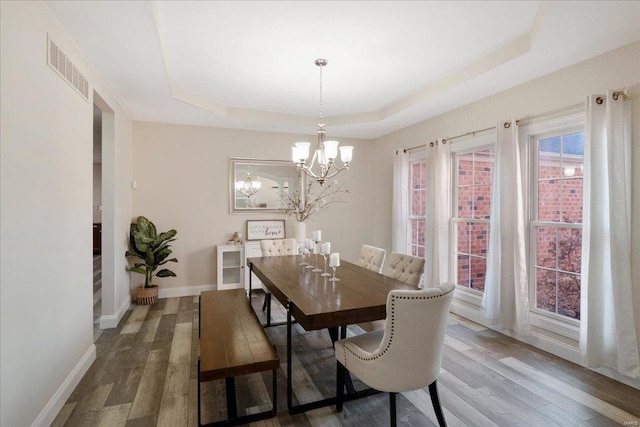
[229,158,299,213]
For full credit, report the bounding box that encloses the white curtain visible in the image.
[392,149,409,253]
[424,139,451,288]
[580,92,639,378]
[481,121,531,335]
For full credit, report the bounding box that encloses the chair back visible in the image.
[382,252,425,286]
[357,245,386,273]
[259,238,297,257]
[344,283,454,392]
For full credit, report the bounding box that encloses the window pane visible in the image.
[474,150,494,185]
[558,272,581,319]
[536,226,557,268]
[536,268,556,313]
[457,186,473,218]
[410,161,426,216]
[538,179,560,222]
[410,218,425,256]
[557,227,582,274]
[457,222,470,254]
[457,254,470,287]
[457,155,473,186]
[470,257,487,291]
[561,178,583,223]
[470,223,489,256]
[474,185,492,219]
[539,137,562,180]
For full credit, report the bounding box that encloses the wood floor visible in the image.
[53,291,640,427]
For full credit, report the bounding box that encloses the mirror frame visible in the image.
[229,157,299,214]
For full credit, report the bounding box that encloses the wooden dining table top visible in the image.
[248,255,417,331]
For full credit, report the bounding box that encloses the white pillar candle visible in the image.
[313,243,320,254]
[312,230,322,242]
[329,253,340,267]
[321,242,331,255]
[305,238,314,250]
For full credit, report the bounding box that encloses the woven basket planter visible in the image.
[136,285,159,305]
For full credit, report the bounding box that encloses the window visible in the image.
[451,138,495,292]
[408,156,426,257]
[530,128,584,321]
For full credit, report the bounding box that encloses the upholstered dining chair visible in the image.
[382,252,426,287]
[259,238,296,325]
[357,244,386,273]
[358,252,426,332]
[334,282,455,427]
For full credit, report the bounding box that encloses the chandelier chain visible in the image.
[319,64,323,122]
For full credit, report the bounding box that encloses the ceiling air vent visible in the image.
[47,34,89,101]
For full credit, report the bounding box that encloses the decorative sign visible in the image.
[246,220,286,240]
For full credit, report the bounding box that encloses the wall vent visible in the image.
[47,34,89,101]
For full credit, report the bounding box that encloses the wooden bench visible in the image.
[198,289,279,426]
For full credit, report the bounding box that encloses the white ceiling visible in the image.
[46,1,640,139]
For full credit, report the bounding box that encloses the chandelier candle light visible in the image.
[291,59,353,187]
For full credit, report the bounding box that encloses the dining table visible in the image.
[248,255,416,414]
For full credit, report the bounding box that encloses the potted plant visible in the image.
[126,216,178,305]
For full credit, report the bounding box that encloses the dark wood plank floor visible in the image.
[53,291,640,426]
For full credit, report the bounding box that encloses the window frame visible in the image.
[450,133,496,295]
[522,113,584,327]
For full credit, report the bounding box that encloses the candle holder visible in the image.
[312,242,322,272]
[329,266,340,282]
[321,254,331,277]
[305,250,314,269]
[299,247,308,266]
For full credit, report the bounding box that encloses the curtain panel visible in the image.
[481,121,531,336]
[580,91,639,379]
[392,149,409,253]
[424,139,451,288]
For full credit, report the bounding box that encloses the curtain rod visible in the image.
[402,88,631,152]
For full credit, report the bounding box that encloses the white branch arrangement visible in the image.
[280,180,349,222]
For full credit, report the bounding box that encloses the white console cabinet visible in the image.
[216,244,244,290]
[243,241,263,291]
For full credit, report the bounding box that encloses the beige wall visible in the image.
[132,122,372,290]
[0,2,133,426]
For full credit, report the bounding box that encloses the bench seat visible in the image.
[198,289,279,426]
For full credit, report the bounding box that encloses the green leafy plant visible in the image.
[126,216,178,288]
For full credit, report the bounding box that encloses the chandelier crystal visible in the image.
[291,59,353,186]
[235,173,261,198]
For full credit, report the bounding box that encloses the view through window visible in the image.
[532,131,584,320]
[409,158,426,257]
[453,148,494,292]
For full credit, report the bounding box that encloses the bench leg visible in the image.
[198,367,278,426]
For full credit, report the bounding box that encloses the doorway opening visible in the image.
[92,103,103,341]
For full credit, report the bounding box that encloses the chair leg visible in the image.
[389,392,397,427]
[429,380,447,427]
[336,361,345,412]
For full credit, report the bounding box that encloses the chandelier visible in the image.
[291,59,353,185]
[235,173,261,198]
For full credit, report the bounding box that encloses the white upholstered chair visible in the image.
[356,244,386,273]
[334,282,455,427]
[382,252,426,287]
[259,238,296,325]
[358,252,426,332]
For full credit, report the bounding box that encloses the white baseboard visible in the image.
[158,284,216,299]
[99,296,131,329]
[31,344,96,427]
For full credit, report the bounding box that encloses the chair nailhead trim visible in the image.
[343,286,454,367]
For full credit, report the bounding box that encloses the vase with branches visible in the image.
[280,179,349,222]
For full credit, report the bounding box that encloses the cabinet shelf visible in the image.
[217,244,244,290]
